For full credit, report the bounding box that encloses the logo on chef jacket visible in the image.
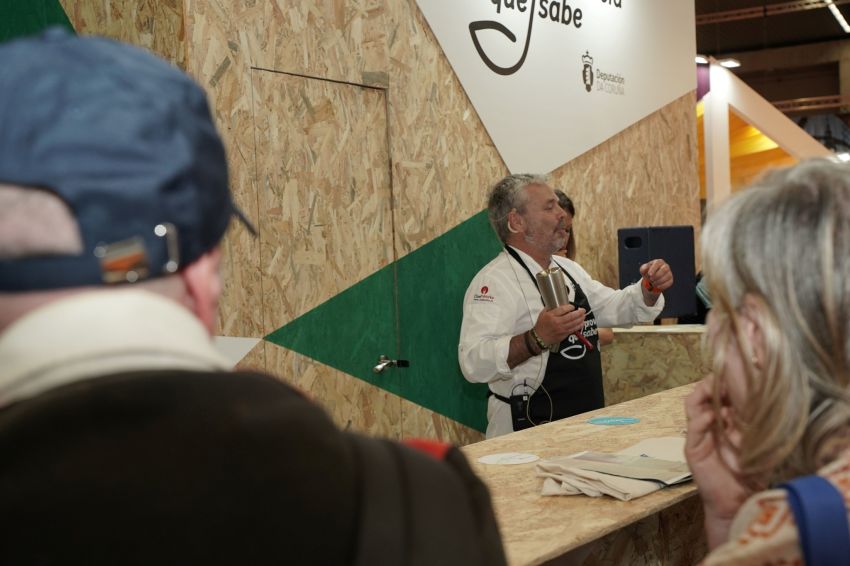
[474,285,495,303]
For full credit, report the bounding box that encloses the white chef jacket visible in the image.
[458,246,664,438]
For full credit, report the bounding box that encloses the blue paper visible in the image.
[586,416,640,426]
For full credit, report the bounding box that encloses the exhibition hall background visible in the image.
[3,1,701,445]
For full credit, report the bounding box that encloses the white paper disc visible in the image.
[477,452,540,465]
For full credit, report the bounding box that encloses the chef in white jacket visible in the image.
[458,174,673,438]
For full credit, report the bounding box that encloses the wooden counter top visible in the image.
[462,384,698,566]
[613,323,705,335]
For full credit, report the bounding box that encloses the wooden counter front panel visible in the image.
[463,385,702,566]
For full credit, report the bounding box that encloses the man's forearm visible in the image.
[507,330,542,369]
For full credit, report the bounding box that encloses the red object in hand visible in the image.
[643,277,659,294]
[574,331,594,352]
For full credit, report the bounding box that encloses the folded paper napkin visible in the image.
[536,437,690,501]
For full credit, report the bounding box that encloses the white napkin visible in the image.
[536,437,688,501]
[537,465,664,500]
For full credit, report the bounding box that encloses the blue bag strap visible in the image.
[780,475,850,566]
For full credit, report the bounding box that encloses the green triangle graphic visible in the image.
[0,1,74,44]
[266,211,503,432]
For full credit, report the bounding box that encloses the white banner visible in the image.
[415,0,696,173]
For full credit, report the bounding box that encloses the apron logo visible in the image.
[481,285,489,294]
[560,334,586,360]
[560,319,597,360]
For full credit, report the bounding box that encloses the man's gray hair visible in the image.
[0,184,83,259]
[487,174,548,242]
[701,158,850,483]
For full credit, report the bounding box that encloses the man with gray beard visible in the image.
[459,174,673,438]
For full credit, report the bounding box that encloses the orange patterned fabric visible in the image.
[703,450,850,565]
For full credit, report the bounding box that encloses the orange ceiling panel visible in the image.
[697,102,796,199]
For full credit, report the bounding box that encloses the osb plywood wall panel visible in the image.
[59,0,185,68]
[242,1,389,87]
[247,67,403,436]
[401,400,484,445]
[184,0,263,339]
[552,92,701,288]
[601,329,708,406]
[386,2,506,257]
[185,1,393,340]
[250,69,393,329]
[575,496,706,564]
[265,342,403,439]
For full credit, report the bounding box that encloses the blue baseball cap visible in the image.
[0,27,255,291]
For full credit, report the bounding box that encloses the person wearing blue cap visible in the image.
[0,29,506,566]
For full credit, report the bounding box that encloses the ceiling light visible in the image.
[695,55,709,65]
[836,152,850,162]
[826,0,850,34]
[718,58,741,69]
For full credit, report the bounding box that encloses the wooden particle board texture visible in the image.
[602,326,708,407]
[248,1,390,88]
[401,400,485,445]
[265,342,403,440]
[386,0,507,258]
[558,496,706,565]
[59,0,185,68]
[184,0,264,339]
[250,68,394,331]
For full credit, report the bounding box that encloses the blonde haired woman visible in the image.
[686,159,850,564]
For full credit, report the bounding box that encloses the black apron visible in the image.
[506,247,604,425]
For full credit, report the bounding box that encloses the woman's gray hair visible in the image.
[487,174,548,242]
[702,158,850,482]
